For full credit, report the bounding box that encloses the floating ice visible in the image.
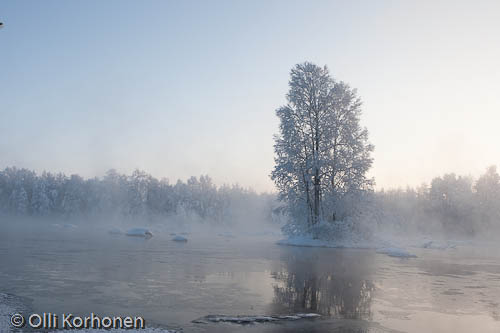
[377,247,417,258]
[126,228,153,238]
[193,313,321,324]
[172,235,188,242]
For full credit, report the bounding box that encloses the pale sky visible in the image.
[1,1,499,192]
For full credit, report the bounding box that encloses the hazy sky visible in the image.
[1,1,499,192]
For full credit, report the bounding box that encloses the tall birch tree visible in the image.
[271,62,374,234]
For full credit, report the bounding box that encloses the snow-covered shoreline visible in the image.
[276,235,420,258]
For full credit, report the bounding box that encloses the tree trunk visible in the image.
[313,168,320,225]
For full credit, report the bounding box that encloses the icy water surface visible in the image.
[0,223,499,332]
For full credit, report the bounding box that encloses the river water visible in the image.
[0,222,499,332]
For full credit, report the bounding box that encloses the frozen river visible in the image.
[1,222,499,332]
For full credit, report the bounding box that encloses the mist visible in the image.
[2,1,500,332]
[0,167,280,239]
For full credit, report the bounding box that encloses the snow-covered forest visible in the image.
[374,166,500,237]
[0,167,276,225]
[1,164,499,238]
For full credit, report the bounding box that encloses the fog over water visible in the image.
[1,221,500,332]
[2,1,500,332]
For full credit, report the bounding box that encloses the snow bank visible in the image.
[278,235,417,258]
[193,313,321,324]
[126,228,153,238]
[376,247,417,258]
[171,235,188,242]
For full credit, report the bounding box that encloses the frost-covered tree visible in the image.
[31,178,51,216]
[428,173,476,234]
[475,166,500,229]
[127,170,151,217]
[9,181,28,215]
[271,62,374,235]
[61,174,84,218]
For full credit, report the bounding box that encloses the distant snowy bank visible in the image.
[277,220,387,250]
[277,235,419,258]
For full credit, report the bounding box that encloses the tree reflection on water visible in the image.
[271,248,375,320]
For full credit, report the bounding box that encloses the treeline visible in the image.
[375,166,500,236]
[2,165,499,237]
[0,167,275,224]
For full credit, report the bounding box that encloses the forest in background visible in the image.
[0,167,276,226]
[374,166,500,237]
[1,165,499,238]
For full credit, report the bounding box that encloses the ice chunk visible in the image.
[296,313,321,318]
[193,313,320,324]
[172,235,188,242]
[377,247,416,258]
[126,228,153,238]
